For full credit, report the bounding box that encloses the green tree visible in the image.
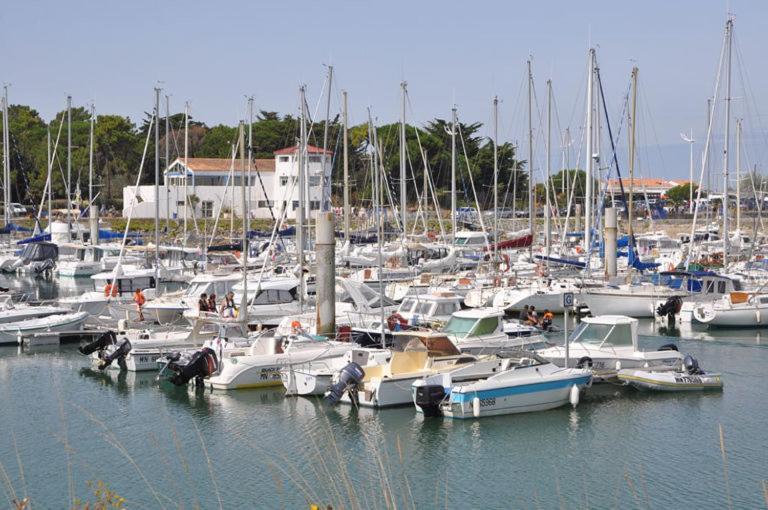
[666,182,698,206]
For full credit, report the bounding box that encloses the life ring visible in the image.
[575,246,584,254]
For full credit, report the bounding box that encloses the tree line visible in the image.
[0,103,540,214]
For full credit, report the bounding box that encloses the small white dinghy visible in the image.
[617,355,723,392]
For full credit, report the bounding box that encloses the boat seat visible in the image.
[384,351,428,377]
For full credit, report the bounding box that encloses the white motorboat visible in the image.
[395,291,463,327]
[441,308,547,355]
[536,315,683,380]
[413,351,591,418]
[58,267,158,320]
[492,278,582,313]
[580,283,687,318]
[203,330,355,390]
[0,295,73,324]
[56,244,125,277]
[326,331,490,408]
[691,292,768,327]
[233,277,302,327]
[0,311,89,345]
[618,355,723,391]
[280,347,390,396]
[145,271,243,325]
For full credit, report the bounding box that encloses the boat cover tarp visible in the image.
[0,223,33,234]
[20,242,58,262]
[17,233,51,245]
[533,254,587,269]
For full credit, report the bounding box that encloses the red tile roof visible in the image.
[605,178,690,188]
[170,158,275,173]
[274,144,333,156]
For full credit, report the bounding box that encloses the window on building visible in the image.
[309,200,320,211]
[278,156,290,163]
[309,155,321,163]
[257,200,274,208]
[309,175,320,186]
[201,201,214,218]
[292,200,299,211]
[176,201,185,207]
[280,176,289,186]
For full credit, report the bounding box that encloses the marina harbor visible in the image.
[1,2,767,508]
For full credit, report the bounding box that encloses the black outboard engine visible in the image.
[97,339,132,371]
[414,385,446,417]
[324,362,365,405]
[78,331,117,356]
[683,354,702,375]
[656,296,683,320]
[166,347,219,388]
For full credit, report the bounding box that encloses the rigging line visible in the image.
[456,121,489,243]
[732,34,768,163]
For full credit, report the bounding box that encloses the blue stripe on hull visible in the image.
[451,375,591,403]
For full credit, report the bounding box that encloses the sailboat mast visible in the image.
[584,50,595,255]
[722,18,733,268]
[2,86,9,227]
[183,102,189,249]
[297,86,307,313]
[527,60,534,244]
[47,126,52,227]
[545,79,552,268]
[451,106,457,246]
[89,104,95,213]
[322,66,333,211]
[247,96,253,236]
[342,90,350,241]
[735,118,741,233]
[66,94,72,241]
[493,96,499,263]
[154,88,161,280]
[239,121,248,321]
[400,81,407,237]
[628,67,638,244]
[165,94,170,234]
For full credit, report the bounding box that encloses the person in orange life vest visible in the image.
[134,288,146,321]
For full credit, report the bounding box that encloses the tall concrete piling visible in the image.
[604,207,617,277]
[315,211,336,337]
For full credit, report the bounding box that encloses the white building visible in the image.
[122,144,333,221]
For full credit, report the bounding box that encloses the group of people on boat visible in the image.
[198,291,238,318]
[519,305,553,331]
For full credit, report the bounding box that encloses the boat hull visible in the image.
[618,370,723,391]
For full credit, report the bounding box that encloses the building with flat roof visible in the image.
[122,144,332,220]
[604,178,691,201]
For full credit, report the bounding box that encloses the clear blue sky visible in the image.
[2,0,766,182]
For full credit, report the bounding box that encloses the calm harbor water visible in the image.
[0,275,766,508]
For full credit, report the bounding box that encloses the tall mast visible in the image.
[545,79,552,269]
[2,86,9,227]
[400,81,407,237]
[297,86,307,312]
[735,118,741,233]
[183,102,189,249]
[321,66,333,211]
[369,110,386,346]
[527,60,534,240]
[722,18,733,268]
[66,94,72,240]
[584,50,595,255]
[247,96,254,236]
[342,90,350,241]
[47,126,52,228]
[628,67,638,245]
[451,106,457,246]
[493,96,499,263]
[88,103,95,233]
[238,121,248,322]
[165,94,170,234]
[154,87,161,278]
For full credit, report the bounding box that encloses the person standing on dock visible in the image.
[134,288,146,321]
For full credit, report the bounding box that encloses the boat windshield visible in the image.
[398,298,417,313]
[570,321,632,347]
[442,316,477,335]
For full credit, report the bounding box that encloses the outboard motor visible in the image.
[414,385,446,417]
[324,362,365,405]
[97,338,132,371]
[683,354,702,375]
[78,331,117,356]
[166,347,219,387]
[656,296,683,321]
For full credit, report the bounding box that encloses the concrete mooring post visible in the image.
[315,211,336,337]
[89,205,99,245]
[604,207,617,278]
[574,203,582,234]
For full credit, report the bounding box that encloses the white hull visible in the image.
[618,369,723,391]
[692,303,768,327]
[580,291,675,318]
[0,312,89,345]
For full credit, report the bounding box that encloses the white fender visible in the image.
[472,397,481,417]
[569,384,580,407]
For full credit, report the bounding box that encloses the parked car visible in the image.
[9,203,27,216]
